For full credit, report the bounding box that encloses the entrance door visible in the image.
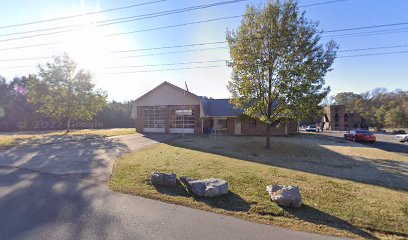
[235,119,241,135]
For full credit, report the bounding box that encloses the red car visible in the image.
[344,130,376,143]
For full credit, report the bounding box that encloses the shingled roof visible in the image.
[201,99,244,117]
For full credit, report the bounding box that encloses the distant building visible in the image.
[322,105,367,131]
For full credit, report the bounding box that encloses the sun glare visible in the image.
[63,14,109,73]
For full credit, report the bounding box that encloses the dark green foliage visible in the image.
[0,56,134,131]
[333,88,408,128]
[27,54,107,132]
[94,101,134,128]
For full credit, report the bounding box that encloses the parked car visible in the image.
[395,134,408,143]
[306,125,318,132]
[344,130,376,143]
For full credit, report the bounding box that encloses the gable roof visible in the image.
[201,99,244,117]
[134,81,201,103]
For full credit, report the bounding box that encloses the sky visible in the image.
[0,0,407,101]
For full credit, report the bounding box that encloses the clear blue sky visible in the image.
[0,0,407,101]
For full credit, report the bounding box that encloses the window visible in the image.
[169,106,195,128]
[251,119,257,128]
[214,118,227,129]
[334,113,339,122]
[143,106,165,128]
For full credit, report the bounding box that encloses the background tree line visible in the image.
[0,74,134,132]
[327,88,408,129]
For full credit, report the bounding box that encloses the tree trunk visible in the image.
[266,124,271,148]
[65,119,71,134]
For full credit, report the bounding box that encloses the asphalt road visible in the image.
[319,131,408,157]
[0,134,346,240]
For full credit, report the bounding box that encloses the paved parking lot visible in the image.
[316,130,408,157]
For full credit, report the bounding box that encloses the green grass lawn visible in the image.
[0,128,135,149]
[109,134,408,239]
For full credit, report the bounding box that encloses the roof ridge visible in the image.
[134,81,200,102]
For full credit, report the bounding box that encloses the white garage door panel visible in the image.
[143,128,165,133]
[169,128,194,134]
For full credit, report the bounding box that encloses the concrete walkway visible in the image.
[0,134,347,240]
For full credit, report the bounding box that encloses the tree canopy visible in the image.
[27,54,107,132]
[226,0,337,148]
[332,88,408,129]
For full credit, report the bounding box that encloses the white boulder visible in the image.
[151,172,177,187]
[180,176,229,197]
[266,185,303,208]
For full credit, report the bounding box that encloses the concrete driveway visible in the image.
[0,133,177,183]
[0,133,347,240]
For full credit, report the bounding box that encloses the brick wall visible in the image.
[136,107,297,136]
[287,119,298,133]
[241,119,287,136]
[226,118,235,135]
[136,106,144,133]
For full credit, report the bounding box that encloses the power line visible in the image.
[110,41,227,53]
[3,49,408,73]
[0,56,52,62]
[0,41,62,52]
[338,50,408,58]
[322,27,408,39]
[116,46,229,58]
[0,0,168,30]
[339,44,408,52]
[0,0,343,38]
[0,46,228,62]
[105,16,241,38]
[300,0,346,8]
[0,0,348,43]
[108,59,227,68]
[324,21,408,33]
[104,65,226,74]
[0,0,246,42]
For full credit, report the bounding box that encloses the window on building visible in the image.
[251,119,257,128]
[344,114,349,122]
[213,118,227,130]
[143,106,165,128]
[169,106,195,129]
[334,113,339,122]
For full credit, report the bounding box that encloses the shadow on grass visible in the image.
[166,134,408,192]
[153,182,250,212]
[284,204,379,240]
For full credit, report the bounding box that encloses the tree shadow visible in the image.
[153,180,250,212]
[166,134,408,191]
[0,133,180,239]
[283,204,380,239]
[0,167,120,239]
[0,137,129,183]
[0,133,142,239]
[193,192,251,212]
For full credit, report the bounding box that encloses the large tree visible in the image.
[226,0,337,148]
[27,54,107,132]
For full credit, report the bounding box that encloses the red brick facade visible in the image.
[135,105,297,136]
[183,115,297,136]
